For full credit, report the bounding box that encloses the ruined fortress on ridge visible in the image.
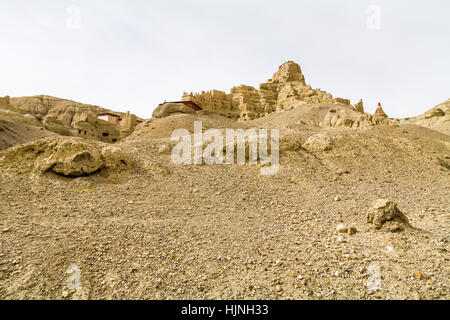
[181,61,369,121]
[1,60,393,148]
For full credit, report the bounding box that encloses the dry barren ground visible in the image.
[0,104,449,300]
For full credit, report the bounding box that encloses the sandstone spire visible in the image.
[374,103,388,118]
[354,99,364,113]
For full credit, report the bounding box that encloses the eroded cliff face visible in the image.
[0,96,10,108]
[1,95,139,143]
[400,99,450,136]
[182,61,357,121]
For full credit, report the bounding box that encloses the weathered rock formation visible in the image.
[366,199,411,232]
[152,103,196,118]
[0,96,10,108]
[303,133,333,152]
[354,99,365,113]
[1,95,140,143]
[400,99,450,135]
[374,103,388,118]
[183,61,353,121]
[320,108,396,130]
[0,137,131,177]
[119,112,139,138]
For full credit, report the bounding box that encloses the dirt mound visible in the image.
[0,137,131,177]
[127,111,242,140]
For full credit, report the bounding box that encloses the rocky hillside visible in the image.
[0,108,55,150]
[0,61,448,300]
[9,95,111,123]
[0,100,448,300]
[400,99,450,135]
[0,95,140,149]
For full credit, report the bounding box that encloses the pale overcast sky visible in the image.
[0,0,449,119]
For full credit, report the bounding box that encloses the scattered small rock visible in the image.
[414,272,430,281]
[336,224,348,234]
[337,235,347,243]
[158,144,172,155]
[414,272,424,281]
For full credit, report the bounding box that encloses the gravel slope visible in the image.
[0,104,449,300]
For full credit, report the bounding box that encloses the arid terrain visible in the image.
[0,63,449,300]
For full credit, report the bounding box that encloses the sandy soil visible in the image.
[0,103,448,300]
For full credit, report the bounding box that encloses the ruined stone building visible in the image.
[182,61,357,121]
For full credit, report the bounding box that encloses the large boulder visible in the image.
[424,107,445,119]
[37,139,104,176]
[152,103,196,118]
[366,199,411,232]
[101,146,131,170]
[303,133,333,152]
[0,137,131,177]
